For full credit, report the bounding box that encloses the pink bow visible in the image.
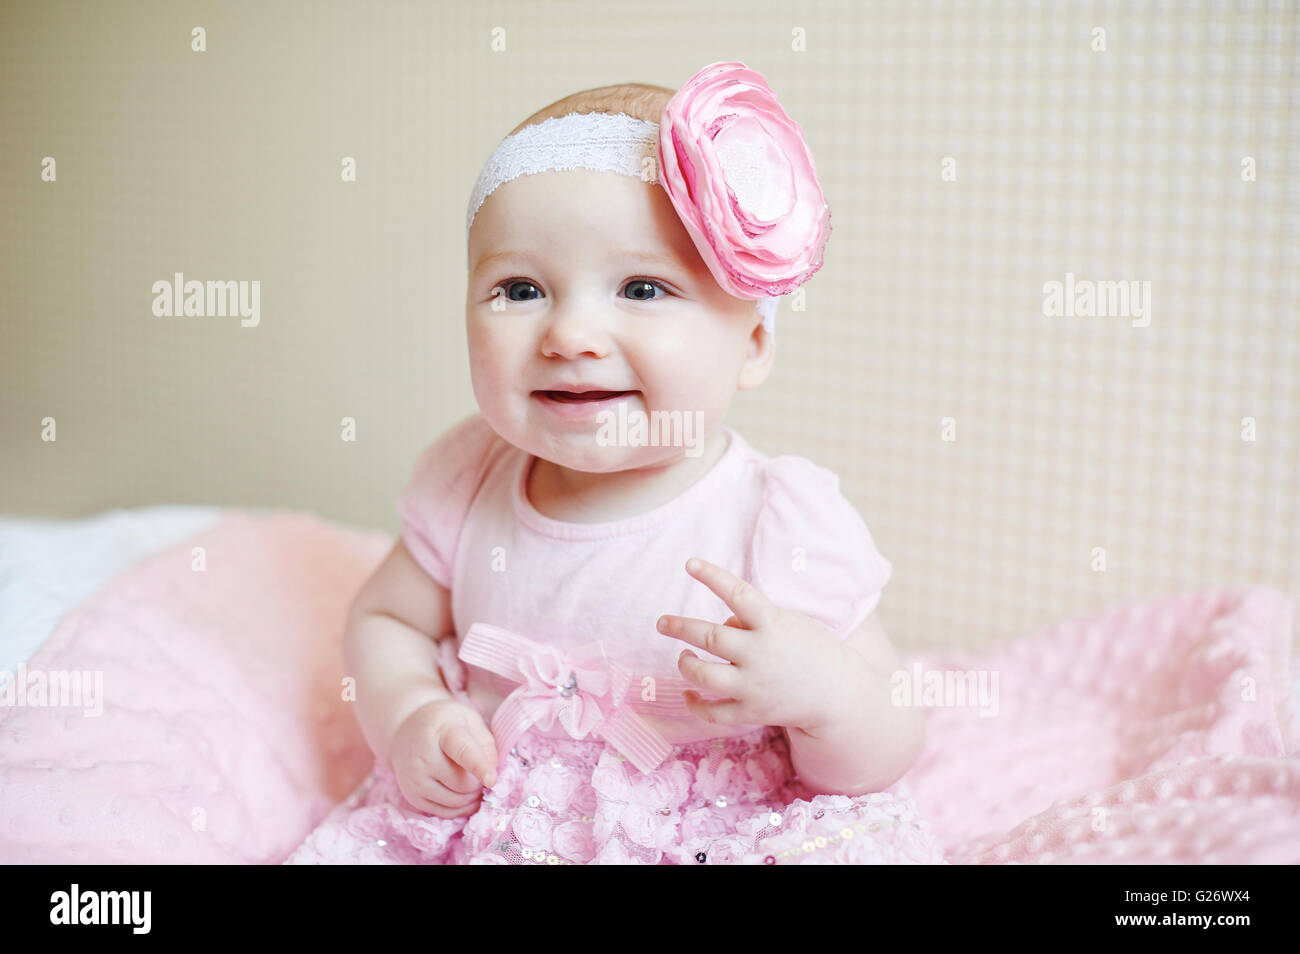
[458,622,698,774]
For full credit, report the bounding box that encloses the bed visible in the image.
[2,507,1298,864]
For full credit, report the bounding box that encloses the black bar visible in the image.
[1,863,1285,940]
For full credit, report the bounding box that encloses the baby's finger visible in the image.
[683,558,777,631]
[440,723,498,789]
[677,649,744,696]
[427,799,480,819]
[422,775,483,807]
[434,754,482,796]
[659,613,746,663]
[466,718,500,787]
[683,689,747,726]
[396,781,453,817]
[406,789,478,819]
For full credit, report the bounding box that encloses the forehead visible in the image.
[468,168,698,272]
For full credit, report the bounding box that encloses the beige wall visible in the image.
[2,0,1297,652]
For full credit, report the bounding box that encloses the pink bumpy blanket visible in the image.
[1,511,1297,864]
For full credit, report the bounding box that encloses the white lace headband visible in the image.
[466,111,781,336]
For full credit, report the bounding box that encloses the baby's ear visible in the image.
[737,319,776,391]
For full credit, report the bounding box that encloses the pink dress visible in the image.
[285,413,947,864]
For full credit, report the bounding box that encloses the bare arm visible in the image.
[784,611,925,795]
[344,539,456,763]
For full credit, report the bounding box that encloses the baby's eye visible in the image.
[496,280,543,302]
[491,278,669,303]
[623,279,668,301]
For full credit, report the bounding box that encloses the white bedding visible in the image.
[2,505,1298,707]
[0,506,223,674]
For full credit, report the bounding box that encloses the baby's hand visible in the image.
[389,698,499,818]
[657,558,847,733]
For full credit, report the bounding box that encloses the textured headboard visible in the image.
[2,0,1295,653]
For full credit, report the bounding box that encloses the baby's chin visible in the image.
[518,429,705,475]
[528,437,677,474]
[481,398,715,471]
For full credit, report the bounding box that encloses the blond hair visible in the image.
[508,82,674,136]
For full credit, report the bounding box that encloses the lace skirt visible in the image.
[283,724,948,865]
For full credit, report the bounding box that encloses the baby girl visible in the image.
[287,62,946,865]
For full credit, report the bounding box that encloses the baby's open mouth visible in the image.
[535,390,637,403]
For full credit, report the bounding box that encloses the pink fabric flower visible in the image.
[609,804,664,848]
[552,821,596,862]
[732,811,767,839]
[742,750,787,792]
[591,752,688,852]
[405,818,448,855]
[643,762,693,806]
[345,806,390,841]
[781,800,814,831]
[691,755,739,801]
[705,834,751,865]
[658,61,831,300]
[590,758,633,802]
[525,762,581,810]
[596,837,637,865]
[459,812,496,854]
[681,806,731,842]
[510,806,554,853]
[571,780,598,817]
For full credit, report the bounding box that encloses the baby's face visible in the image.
[466,167,772,473]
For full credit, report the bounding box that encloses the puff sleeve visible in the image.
[749,456,893,641]
[396,412,501,589]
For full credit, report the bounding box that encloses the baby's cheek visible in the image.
[467,354,516,416]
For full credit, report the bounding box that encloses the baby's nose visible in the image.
[540,307,612,358]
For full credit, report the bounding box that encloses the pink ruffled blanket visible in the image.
[2,512,1297,864]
